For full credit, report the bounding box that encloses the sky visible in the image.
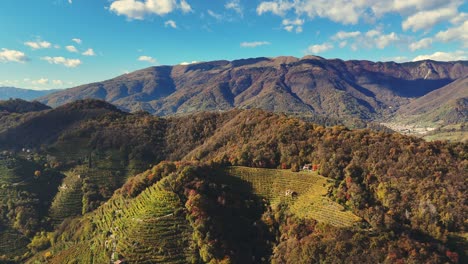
[0,0,466,90]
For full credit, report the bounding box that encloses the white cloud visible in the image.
[138,55,156,63]
[165,20,177,28]
[207,10,222,20]
[68,0,72,3]
[72,38,82,44]
[257,0,465,30]
[257,1,294,16]
[409,37,432,51]
[402,6,457,32]
[240,41,271,48]
[82,48,96,56]
[339,41,347,48]
[383,56,408,62]
[412,50,467,61]
[435,20,468,47]
[257,0,366,24]
[52,80,64,85]
[0,48,29,63]
[24,40,52,50]
[332,31,361,40]
[179,61,198,65]
[41,56,82,68]
[66,45,79,53]
[32,78,49,85]
[282,18,304,33]
[179,0,192,13]
[451,12,467,25]
[225,0,243,16]
[365,29,381,38]
[375,32,399,49]
[307,43,333,54]
[109,0,190,20]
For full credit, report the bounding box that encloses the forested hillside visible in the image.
[0,100,465,263]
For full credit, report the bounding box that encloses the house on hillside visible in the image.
[302,163,319,172]
[285,189,298,197]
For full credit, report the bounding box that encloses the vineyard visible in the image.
[222,167,361,227]
[0,228,29,261]
[48,170,83,226]
[39,176,194,263]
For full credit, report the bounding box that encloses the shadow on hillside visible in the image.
[207,167,274,264]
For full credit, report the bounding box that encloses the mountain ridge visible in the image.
[0,87,59,101]
[39,57,468,122]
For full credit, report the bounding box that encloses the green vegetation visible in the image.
[0,101,464,263]
[222,167,360,227]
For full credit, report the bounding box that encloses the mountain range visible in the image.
[0,87,58,101]
[38,57,467,122]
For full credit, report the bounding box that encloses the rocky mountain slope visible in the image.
[396,75,468,124]
[40,57,468,122]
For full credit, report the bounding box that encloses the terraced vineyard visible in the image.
[42,178,194,263]
[222,167,361,227]
[0,228,29,260]
[48,171,83,226]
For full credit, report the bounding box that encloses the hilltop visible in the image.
[0,99,51,114]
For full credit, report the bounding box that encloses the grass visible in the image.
[222,166,361,227]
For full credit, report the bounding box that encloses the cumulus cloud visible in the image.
[164,20,177,28]
[307,43,333,54]
[225,0,243,16]
[257,1,294,16]
[435,20,468,47]
[179,0,192,13]
[138,55,156,63]
[330,29,400,50]
[179,61,198,65]
[0,48,29,63]
[82,48,96,56]
[41,56,82,68]
[332,31,361,40]
[282,18,304,33]
[375,32,399,49]
[451,12,467,25]
[66,45,79,53]
[409,38,432,51]
[72,38,82,44]
[402,6,457,32]
[52,80,64,85]
[32,78,49,85]
[24,40,52,50]
[412,50,467,61]
[257,0,465,30]
[109,0,191,20]
[240,41,271,48]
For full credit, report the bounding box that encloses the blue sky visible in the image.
[0,0,466,90]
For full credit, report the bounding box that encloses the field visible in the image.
[222,166,361,227]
